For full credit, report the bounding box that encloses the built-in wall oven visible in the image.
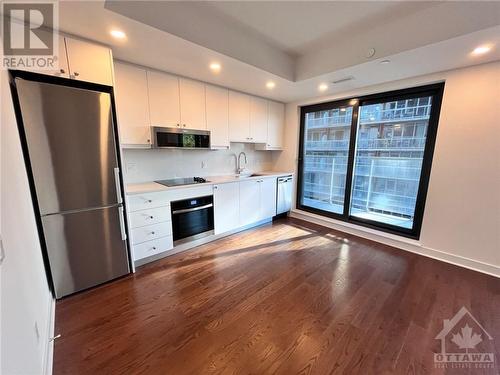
[171,195,214,245]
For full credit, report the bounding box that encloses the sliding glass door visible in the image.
[297,83,444,238]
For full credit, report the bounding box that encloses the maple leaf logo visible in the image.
[451,324,483,352]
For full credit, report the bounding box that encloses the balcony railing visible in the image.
[359,104,431,124]
[305,140,350,150]
[305,115,352,129]
[304,137,426,151]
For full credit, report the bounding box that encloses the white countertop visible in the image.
[126,171,294,195]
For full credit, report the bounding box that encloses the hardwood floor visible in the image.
[53,218,500,374]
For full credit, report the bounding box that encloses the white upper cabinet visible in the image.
[179,78,206,130]
[205,85,229,149]
[64,37,113,86]
[147,71,181,127]
[18,33,113,85]
[23,30,69,78]
[249,96,268,143]
[266,101,285,149]
[113,62,151,147]
[228,90,250,143]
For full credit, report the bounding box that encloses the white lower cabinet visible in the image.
[127,191,173,262]
[239,179,262,227]
[239,177,277,227]
[132,236,173,261]
[131,222,172,245]
[129,206,171,228]
[214,182,240,234]
[260,178,277,219]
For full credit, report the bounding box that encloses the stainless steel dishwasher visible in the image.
[276,175,293,215]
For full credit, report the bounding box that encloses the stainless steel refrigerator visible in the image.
[11,72,130,298]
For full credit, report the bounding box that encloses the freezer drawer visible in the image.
[41,205,130,298]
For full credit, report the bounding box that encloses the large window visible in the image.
[297,84,444,238]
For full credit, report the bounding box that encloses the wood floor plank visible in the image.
[53,218,500,375]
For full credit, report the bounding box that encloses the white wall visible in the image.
[0,70,55,374]
[274,61,500,276]
[123,142,275,184]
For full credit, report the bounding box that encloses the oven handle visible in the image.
[172,203,213,215]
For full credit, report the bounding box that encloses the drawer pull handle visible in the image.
[151,231,155,235]
[152,247,156,250]
[147,200,152,203]
[149,216,154,219]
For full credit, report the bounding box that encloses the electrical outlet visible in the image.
[201,161,207,169]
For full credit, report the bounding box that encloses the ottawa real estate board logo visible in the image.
[434,306,495,370]
[2,1,59,70]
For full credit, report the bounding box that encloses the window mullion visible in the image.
[342,100,359,218]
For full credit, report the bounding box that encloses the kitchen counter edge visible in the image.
[125,171,294,195]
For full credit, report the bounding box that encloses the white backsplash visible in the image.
[122,143,275,183]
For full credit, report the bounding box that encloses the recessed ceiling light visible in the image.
[209,62,221,73]
[318,83,328,92]
[471,45,492,56]
[380,59,391,64]
[340,108,346,112]
[110,29,126,40]
[266,81,276,89]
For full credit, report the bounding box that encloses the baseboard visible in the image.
[290,209,500,279]
[43,296,56,375]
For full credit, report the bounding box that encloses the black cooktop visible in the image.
[155,177,208,187]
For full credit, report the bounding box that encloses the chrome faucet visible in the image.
[237,152,247,174]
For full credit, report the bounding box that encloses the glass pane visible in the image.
[350,95,432,229]
[300,106,352,214]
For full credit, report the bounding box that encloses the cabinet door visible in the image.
[179,78,206,130]
[239,180,261,226]
[114,62,151,146]
[214,182,239,234]
[228,90,250,142]
[267,101,285,148]
[147,71,181,127]
[64,37,113,86]
[206,85,229,148]
[260,178,277,219]
[249,96,268,143]
[20,30,69,78]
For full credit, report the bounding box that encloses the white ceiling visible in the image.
[52,1,500,102]
[203,1,436,56]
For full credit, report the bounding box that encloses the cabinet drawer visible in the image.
[128,192,170,212]
[132,236,173,261]
[131,222,172,245]
[129,207,171,228]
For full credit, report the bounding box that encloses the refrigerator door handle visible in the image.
[118,205,127,241]
[114,167,123,204]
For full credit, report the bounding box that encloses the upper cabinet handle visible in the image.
[59,69,65,74]
[74,72,79,77]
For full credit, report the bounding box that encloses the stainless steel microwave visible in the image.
[151,126,210,149]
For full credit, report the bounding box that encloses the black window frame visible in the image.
[296,82,445,239]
